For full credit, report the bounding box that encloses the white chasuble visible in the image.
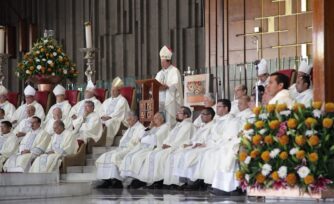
[0,100,16,121]
[69,97,102,119]
[11,101,45,124]
[73,111,103,143]
[99,95,130,144]
[95,121,145,180]
[0,132,19,171]
[45,100,72,121]
[3,129,50,172]
[30,130,78,173]
[155,65,183,127]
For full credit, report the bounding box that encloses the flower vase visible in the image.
[28,75,62,91]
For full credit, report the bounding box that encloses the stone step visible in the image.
[60,172,96,182]
[0,172,59,186]
[86,158,96,166]
[92,146,117,155]
[86,153,103,160]
[0,182,91,200]
[66,166,96,173]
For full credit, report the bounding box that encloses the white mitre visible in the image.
[0,85,8,95]
[86,80,95,92]
[159,46,173,60]
[257,59,268,75]
[298,61,312,75]
[53,84,66,96]
[24,85,36,96]
[112,77,124,89]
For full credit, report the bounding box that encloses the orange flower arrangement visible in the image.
[256,173,266,184]
[250,149,260,158]
[253,106,262,116]
[308,135,319,146]
[286,173,297,186]
[312,101,322,110]
[244,123,252,130]
[325,102,334,113]
[261,151,270,162]
[296,150,305,160]
[252,134,262,145]
[308,152,319,163]
[264,135,273,145]
[276,104,287,112]
[279,135,289,146]
[235,171,244,181]
[239,151,248,162]
[255,121,265,129]
[266,104,276,113]
[304,175,315,185]
[295,135,306,146]
[305,117,318,129]
[323,118,333,129]
[293,103,305,112]
[269,120,280,130]
[287,118,298,129]
[271,171,280,181]
[279,151,288,160]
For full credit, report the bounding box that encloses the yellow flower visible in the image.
[269,120,280,130]
[304,175,315,185]
[255,121,265,129]
[235,171,244,181]
[264,135,273,145]
[308,135,319,146]
[250,149,260,158]
[295,135,306,146]
[286,173,297,186]
[312,101,322,110]
[276,104,287,112]
[325,103,334,113]
[287,118,298,129]
[252,134,262,145]
[253,107,262,115]
[256,173,266,184]
[293,103,305,112]
[29,66,34,71]
[266,104,276,113]
[243,123,252,130]
[305,117,317,129]
[279,151,288,160]
[279,135,289,146]
[309,152,319,163]
[261,151,270,162]
[323,118,333,129]
[239,151,248,162]
[296,150,305,160]
[271,171,279,181]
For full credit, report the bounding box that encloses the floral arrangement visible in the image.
[236,102,334,193]
[16,36,78,82]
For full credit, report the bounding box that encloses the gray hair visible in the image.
[126,111,138,119]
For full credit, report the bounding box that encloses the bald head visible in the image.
[26,105,36,117]
[238,96,250,111]
[52,107,63,120]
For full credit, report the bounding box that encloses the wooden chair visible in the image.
[65,90,80,106]
[277,69,296,85]
[35,91,54,113]
[86,126,107,154]
[60,141,86,174]
[95,88,108,103]
[7,92,21,108]
[120,86,136,111]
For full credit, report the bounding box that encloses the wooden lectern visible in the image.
[136,79,163,125]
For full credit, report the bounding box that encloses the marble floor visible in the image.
[1,188,334,204]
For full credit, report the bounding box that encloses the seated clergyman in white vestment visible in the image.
[73,100,103,143]
[11,85,45,125]
[13,105,36,137]
[43,107,72,135]
[69,80,102,121]
[193,93,216,129]
[137,106,195,188]
[30,120,78,173]
[289,60,312,99]
[155,45,183,128]
[95,111,145,188]
[100,77,130,144]
[0,121,19,172]
[45,84,72,121]
[163,107,215,187]
[235,96,253,126]
[173,100,237,190]
[230,84,248,116]
[267,72,293,107]
[294,75,313,107]
[0,85,16,121]
[3,116,50,172]
[120,112,169,189]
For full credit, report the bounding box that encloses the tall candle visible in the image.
[301,43,307,59]
[85,22,92,48]
[301,0,307,12]
[0,26,5,54]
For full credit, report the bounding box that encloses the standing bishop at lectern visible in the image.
[155,46,183,128]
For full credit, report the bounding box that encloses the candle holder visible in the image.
[80,48,98,82]
[0,53,10,85]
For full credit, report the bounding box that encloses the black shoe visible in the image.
[230,188,246,196]
[95,179,112,189]
[184,179,204,191]
[209,187,230,196]
[148,180,163,189]
[129,179,147,189]
[110,179,123,188]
